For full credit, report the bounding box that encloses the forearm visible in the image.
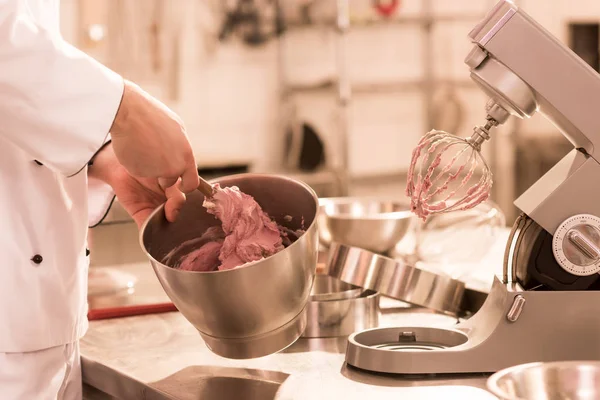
[87,142,124,228]
[87,142,122,187]
[87,79,144,184]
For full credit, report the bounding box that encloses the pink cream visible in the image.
[203,184,285,271]
[167,184,305,272]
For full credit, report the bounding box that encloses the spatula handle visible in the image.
[197,176,214,197]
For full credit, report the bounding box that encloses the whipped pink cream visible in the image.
[165,184,305,272]
[406,130,492,221]
[203,184,285,270]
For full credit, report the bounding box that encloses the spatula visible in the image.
[197,176,215,198]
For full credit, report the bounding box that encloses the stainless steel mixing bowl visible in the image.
[139,173,319,359]
[487,361,600,400]
[317,197,413,254]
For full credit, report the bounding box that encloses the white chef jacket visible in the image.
[0,0,124,352]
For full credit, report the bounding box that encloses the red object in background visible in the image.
[88,303,178,321]
[372,0,400,17]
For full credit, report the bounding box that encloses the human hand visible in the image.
[109,80,199,193]
[89,142,187,228]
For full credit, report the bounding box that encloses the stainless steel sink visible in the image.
[148,366,289,400]
[83,365,288,400]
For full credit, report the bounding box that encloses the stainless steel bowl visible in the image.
[487,361,600,400]
[310,275,362,302]
[318,197,413,254]
[139,173,319,359]
[302,275,379,338]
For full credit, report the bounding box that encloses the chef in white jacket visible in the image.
[0,1,201,398]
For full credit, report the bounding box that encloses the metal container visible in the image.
[310,275,362,301]
[139,173,319,359]
[487,361,600,400]
[326,243,466,315]
[318,197,413,254]
[302,275,379,338]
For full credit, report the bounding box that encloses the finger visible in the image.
[158,177,179,191]
[164,184,187,223]
[179,162,200,194]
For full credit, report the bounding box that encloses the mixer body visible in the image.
[344,0,600,375]
[466,0,600,290]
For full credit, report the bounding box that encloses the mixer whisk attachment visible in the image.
[406,118,499,221]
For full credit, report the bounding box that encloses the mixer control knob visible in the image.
[567,230,600,261]
[552,214,600,276]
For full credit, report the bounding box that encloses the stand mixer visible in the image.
[344,0,600,374]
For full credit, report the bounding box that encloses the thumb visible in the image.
[179,162,200,194]
[164,182,187,223]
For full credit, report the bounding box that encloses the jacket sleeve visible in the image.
[88,136,116,228]
[88,175,116,228]
[0,4,124,176]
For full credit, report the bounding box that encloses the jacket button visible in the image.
[34,160,43,166]
[31,254,43,264]
[86,248,90,256]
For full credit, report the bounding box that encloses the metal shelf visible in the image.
[272,168,339,184]
[284,14,485,30]
[283,79,475,95]
[276,0,487,197]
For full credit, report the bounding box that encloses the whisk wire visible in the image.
[406,128,494,220]
[425,140,473,201]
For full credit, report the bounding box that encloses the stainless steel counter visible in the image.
[81,271,504,398]
[81,307,497,400]
[81,228,509,399]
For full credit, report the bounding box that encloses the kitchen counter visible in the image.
[81,304,496,400]
[81,231,509,400]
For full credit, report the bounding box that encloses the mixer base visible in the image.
[345,275,600,374]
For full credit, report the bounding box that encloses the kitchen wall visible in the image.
[65,0,498,175]
[61,0,600,265]
[62,0,596,173]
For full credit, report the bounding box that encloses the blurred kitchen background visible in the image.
[64,0,600,269]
